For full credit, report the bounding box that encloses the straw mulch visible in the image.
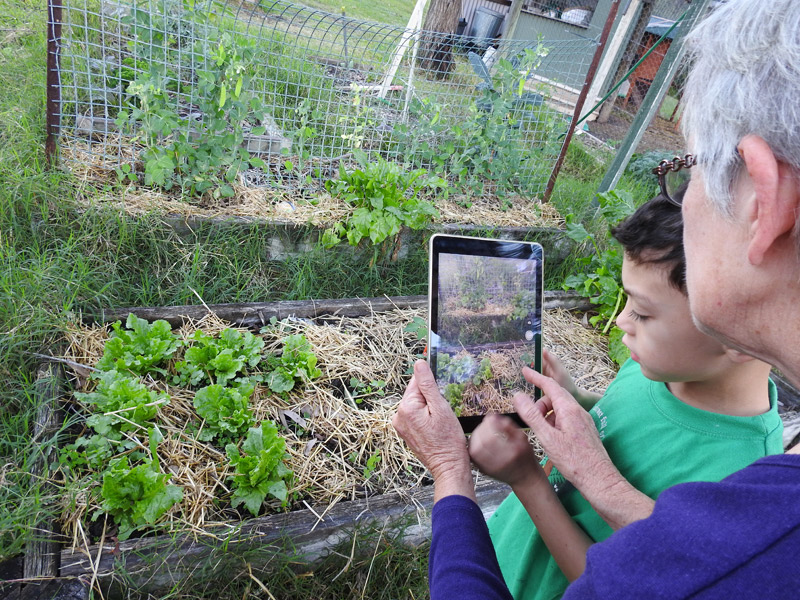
[60,137,564,229]
[57,306,615,548]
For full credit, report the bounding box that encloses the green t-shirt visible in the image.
[488,359,783,600]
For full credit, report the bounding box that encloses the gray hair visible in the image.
[682,0,800,216]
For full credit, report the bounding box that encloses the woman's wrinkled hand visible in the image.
[393,360,475,502]
[513,367,615,495]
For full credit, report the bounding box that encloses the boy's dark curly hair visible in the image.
[610,184,687,293]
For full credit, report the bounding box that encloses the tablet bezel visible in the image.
[428,233,543,433]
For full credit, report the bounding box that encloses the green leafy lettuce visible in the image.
[97,313,180,376]
[226,421,293,516]
[77,369,169,436]
[100,451,183,541]
[174,328,265,387]
[264,334,322,394]
[193,383,254,443]
[264,334,321,395]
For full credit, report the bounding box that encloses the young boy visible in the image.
[468,190,783,600]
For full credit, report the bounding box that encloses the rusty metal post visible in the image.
[45,0,63,167]
[542,0,621,203]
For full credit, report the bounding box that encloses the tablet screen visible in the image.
[428,234,543,432]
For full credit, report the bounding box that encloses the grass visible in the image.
[658,94,682,121]
[298,0,415,26]
[0,0,653,596]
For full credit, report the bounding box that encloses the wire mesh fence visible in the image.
[50,0,599,201]
[588,0,694,156]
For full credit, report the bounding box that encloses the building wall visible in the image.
[511,0,616,88]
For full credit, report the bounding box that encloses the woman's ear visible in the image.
[738,135,800,266]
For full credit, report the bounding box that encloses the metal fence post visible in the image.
[542,0,621,203]
[597,0,712,195]
[45,0,62,168]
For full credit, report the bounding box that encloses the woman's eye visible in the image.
[628,309,649,322]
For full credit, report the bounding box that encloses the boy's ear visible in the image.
[738,135,800,266]
[723,346,757,364]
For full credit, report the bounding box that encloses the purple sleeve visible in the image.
[564,455,800,599]
[429,495,514,600]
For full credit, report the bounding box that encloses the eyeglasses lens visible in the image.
[665,168,691,201]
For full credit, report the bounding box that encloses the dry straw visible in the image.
[58,306,615,547]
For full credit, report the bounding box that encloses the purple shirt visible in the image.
[430,495,513,600]
[429,454,800,600]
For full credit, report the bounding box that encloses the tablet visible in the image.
[428,234,543,433]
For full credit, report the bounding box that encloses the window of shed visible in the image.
[522,1,598,27]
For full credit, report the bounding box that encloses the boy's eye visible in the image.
[628,309,649,322]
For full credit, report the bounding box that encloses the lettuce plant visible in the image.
[100,453,183,540]
[97,313,180,376]
[226,421,293,516]
[193,383,254,443]
[175,328,265,387]
[264,334,322,395]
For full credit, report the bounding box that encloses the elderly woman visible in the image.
[394,1,800,597]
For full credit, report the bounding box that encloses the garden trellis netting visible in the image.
[48,0,599,200]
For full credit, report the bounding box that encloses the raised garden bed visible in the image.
[12,293,800,600]
[13,292,617,599]
[68,180,576,270]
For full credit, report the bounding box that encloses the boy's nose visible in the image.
[615,301,633,335]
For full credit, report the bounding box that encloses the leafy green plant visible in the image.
[362,450,382,481]
[121,0,202,69]
[403,316,428,342]
[116,31,269,198]
[77,369,169,436]
[396,43,554,201]
[282,99,323,186]
[607,325,631,367]
[473,357,493,386]
[99,430,183,540]
[508,290,538,321]
[175,328,265,387]
[459,261,488,311]
[625,150,676,196]
[193,383,255,443]
[436,353,474,385]
[563,189,636,365]
[443,383,464,416]
[349,378,386,404]
[226,421,293,516]
[322,152,443,248]
[336,86,376,151]
[97,313,180,376]
[451,45,552,200]
[264,334,322,395]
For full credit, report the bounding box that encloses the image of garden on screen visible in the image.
[428,236,542,431]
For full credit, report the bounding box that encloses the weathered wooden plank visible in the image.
[19,363,66,599]
[92,290,592,328]
[59,478,511,598]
